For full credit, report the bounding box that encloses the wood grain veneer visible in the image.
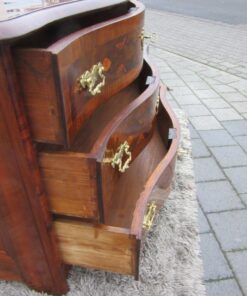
[53,83,180,278]
[13,1,144,146]
[38,56,159,221]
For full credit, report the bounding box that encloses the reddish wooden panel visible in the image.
[54,220,139,276]
[39,152,99,219]
[14,50,64,144]
[0,46,68,294]
[13,2,144,147]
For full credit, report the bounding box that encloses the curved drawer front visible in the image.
[38,54,158,221]
[14,2,144,146]
[53,84,180,278]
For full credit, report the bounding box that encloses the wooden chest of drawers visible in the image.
[0,0,179,294]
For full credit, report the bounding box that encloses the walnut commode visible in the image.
[0,0,179,294]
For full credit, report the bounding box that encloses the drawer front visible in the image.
[100,86,159,222]
[38,153,100,220]
[14,5,144,147]
[54,220,139,277]
[55,10,144,145]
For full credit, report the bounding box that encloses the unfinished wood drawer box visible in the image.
[38,57,159,221]
[14,1,144,147]
[54,85,179,277]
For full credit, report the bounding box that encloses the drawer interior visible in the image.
[14,1,135,49]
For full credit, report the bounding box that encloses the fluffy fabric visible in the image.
[0,110,205,296]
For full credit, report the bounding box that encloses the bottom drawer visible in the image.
[53,84,179,277]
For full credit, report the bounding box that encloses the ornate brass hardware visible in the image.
[155,95,160,114]
[104,141,132,173]
[140,30,155,49]
[143,201,157,230]
[78,62,105,96]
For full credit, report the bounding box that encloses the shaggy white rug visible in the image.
[0,110,205,296]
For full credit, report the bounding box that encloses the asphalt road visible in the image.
[141,0,247,25]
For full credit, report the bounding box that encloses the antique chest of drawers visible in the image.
[0,0,179,294]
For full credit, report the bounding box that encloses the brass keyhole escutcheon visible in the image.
[78,62,105,96]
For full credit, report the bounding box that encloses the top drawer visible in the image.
[13,1,144,147]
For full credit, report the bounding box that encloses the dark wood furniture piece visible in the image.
[0,1,179,294]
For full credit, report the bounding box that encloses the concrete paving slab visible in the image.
[199,130,236,147]
[205,279,242,296]
[224,167,247,194]
[210,146,247,168]
[197,181,244,213]
[208,210,247,251]
[227,251,247,295]
[194,158,225,182]
[190,116,222,130]
[200,233,232,280]
[192,139,211,158]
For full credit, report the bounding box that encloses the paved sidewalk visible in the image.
[146,9,247,296]
[145,9,247,81]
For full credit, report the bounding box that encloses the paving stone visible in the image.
[190,116,222,131]
[182,105,211,117]
[192,139,211,158]
[186,81,210,90]
[216,75,239,84]
[224,167,247,194]
[200,69,219,78]
[200,233,232,280]
[194,158,225,182]
[205,279,242,296]
[240,194,247,206]
[229,81,247,93]
[198,206,211,233]
[174,94,201,105]
[189,124,200,139]
[210,146,247,168]
[212,84,236,93]
[170,86,193,96]
[235,136,247,153]
[208,210,247,251]
[203,98,231,109]
[175,69,194,75]
[162,79,186,88]
[199,130,236,147]
[181,74,203,82]
[222,92,247,102]
[194,89,219,99]
[222,120,247,136]
[168,100,180,109]
[227,251,247,295]
[211,108,242,121]
[231,102,247,114]
[197,181,244,213]
[162,72,180,80]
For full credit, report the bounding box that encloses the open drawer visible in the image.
[38,53,159,221]
[53,84,180,277]
[13,0,144,146]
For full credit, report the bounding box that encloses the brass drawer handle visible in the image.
[155,95,160,114]
[78,62,105,96]
[104,141,132,173]
[143,201,157,230]
[140,30,155,49]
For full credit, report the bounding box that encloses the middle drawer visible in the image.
[38,58,159,221]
